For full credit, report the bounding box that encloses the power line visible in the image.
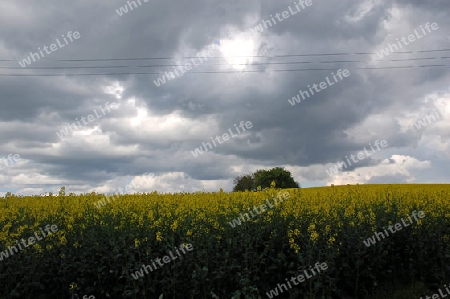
[2,56,450,70]
[0,64,448,76]
[275,48,450,57]
[2,47,450,62]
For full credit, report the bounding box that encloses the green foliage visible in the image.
[368,281,429,299]
[232,174,255,192]
[233,167,299,192]
[253,167,299,189]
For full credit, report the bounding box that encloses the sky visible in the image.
[0,0,449,195]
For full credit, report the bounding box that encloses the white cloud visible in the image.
[326,155,431,185]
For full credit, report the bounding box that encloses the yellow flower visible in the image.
[308,223,319,242]
[33,243,43,253]
[60,235,67,245]
[156,231,163,242]
[310,231,319,242]
[171,220,179,231]
[289,237,300,253]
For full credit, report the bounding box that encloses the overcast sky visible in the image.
[0,0,449,195]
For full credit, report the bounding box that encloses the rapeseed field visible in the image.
[0,184,449,298]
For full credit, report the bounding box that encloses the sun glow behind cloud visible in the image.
[219,37,254,70]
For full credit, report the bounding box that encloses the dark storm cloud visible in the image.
[0,0,448,194]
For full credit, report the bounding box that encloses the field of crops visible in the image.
[0,184,449,298]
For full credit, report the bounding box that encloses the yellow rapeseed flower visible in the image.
[156,231,163,242]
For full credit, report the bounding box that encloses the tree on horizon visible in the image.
[232,167,299,191]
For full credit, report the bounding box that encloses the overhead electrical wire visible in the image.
[0,47,449,76]
[0,64,448,77]
[0,56,449,70]
[1,47,450,62]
